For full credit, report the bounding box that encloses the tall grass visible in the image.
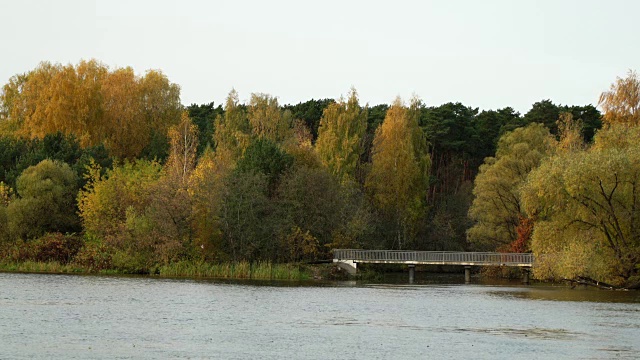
[159,261,310,280]
[0,261,84,274]
[0,259,311,281]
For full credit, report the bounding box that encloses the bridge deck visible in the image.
[333,249,533,267]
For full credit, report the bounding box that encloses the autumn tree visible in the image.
[0,60,181,159]
[78,160,162,247]
[213,89,251,163]
[166,111,199,184]
[315,88,368,185]
[139,111,200,262]
[556,112,585,153]
[599,70,640,125]
[467,123,555,250]
[248,93,290,143]
[188,148,232,260]
[365,97,430,249]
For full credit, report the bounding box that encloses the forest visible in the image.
[0,59,638,287]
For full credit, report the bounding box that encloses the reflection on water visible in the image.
[0,272,639,359]
[489,285,640,303]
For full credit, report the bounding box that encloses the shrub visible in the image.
[30,233,83,264]
[73,241,113,272]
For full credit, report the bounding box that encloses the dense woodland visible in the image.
[0,60,638,286]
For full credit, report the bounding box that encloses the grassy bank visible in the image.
[0,260,313,280]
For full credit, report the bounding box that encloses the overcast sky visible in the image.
[1,0,638,113]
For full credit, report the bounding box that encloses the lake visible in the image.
[1,272,639,359]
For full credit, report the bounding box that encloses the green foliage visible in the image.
[78,159,162,246]
[0,182,12,244]
[0,132,111,190]
[522,100,602,141]
[7,159,79,239]
[187,102,225,156]
[473,107,521,159]
[425,182,474,251]
[468,123,555,250]
[220,171,274,261]
[283,98,335,141]
[235,138,293,194]
[139,128,170,163]
[421,102,479,157]
[276,165,371,259]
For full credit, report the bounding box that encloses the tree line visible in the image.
[0,59,637,286]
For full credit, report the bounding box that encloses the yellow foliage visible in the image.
[166,111,199,185]
[282,226,319,262]
[0,60,181,158]
[365,96,430,248]
[599,70,640,126]
[248,93,290,143]
[316,88,367,184]
[213,89,252,163]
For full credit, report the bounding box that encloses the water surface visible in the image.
[1,273,638,359]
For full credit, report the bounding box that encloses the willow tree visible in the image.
[522,124,640,286]
[467,123,555,251]
[599,70,640,125]
[365,97,430,249]
[315,88,367,185]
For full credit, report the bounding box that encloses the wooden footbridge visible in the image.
[333,249,534,283]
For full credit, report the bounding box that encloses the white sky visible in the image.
[1,0,638,113]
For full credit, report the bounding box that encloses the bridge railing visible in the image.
[333,249,533,266]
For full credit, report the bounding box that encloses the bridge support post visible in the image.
[408,265,415,283]
[522,268,530,284]
[334,260,357,275]
[464,266,471,283]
